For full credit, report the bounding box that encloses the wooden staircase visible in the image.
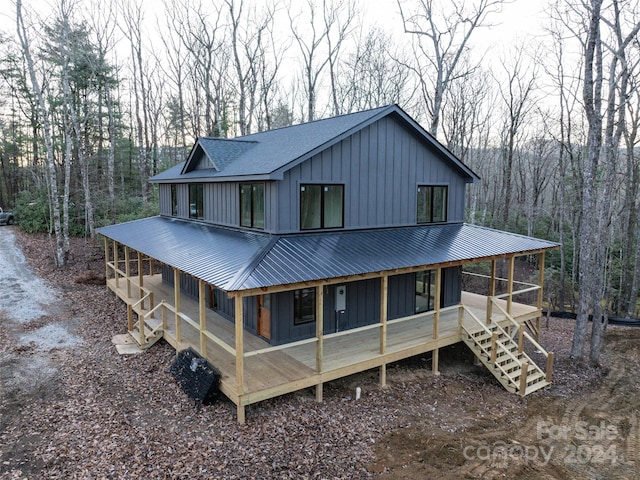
[459,299,553,396]
[129,316,164,350]
[128,294,166,350]
[461,323,549,395]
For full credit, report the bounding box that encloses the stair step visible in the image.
[524,380,550,395]
[463,319,550,397]
[129,318,164,347]
[507,365,541,381]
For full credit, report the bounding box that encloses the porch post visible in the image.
[507,256,515,314]
[379,274,388,387]
[113,240,119,288]
[234,294,246,424]
[137,251,144,308]
[433,268,441,375]
[433,268,441,340]
[173,268,181,341]
[199,280,207,357]
[486,260,496,324]
[124,246,131,298]
[315,284,324,402]
[432,349,439,376]
[103,237,109,285]
[536,251,546,342]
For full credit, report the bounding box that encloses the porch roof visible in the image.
[97,217,559,292]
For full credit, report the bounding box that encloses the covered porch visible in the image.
[103,237,552,423]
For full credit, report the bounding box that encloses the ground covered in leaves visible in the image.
[1,228,639,479]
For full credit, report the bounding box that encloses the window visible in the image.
[417,185,447,223]
[240,183,265,229]
[415,270,436,313]
[294,288,316,325]
[300,184,344,230]
[189,184,204,219]
[170,185,178,216]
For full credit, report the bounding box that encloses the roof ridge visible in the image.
[223,235,281,291]
[239,104,394,139]
[199,137,258,144]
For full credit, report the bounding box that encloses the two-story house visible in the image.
[97,104,558,423]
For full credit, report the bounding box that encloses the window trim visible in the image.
[170,184,178,216]
[239,182,265,229]
[417,185,448,224]
[189,183,204,220]
[300,183,345,230]
[293,287,316,325]
[415,270,435,314]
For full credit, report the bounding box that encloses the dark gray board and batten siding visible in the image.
[159,115,466,233]
[276,116,467,233]
[161,265,461,345]
[158,178,278,232]
[269,268,461,345]
[161,266,258,335]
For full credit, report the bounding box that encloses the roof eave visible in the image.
[150,173,274,183]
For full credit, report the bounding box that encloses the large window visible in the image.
[294,288,316,325]
[240,183,265,229]
[415,270,436,313]
[171,185,178,216]
[189,184,204,219]
[417,185,447,223]
[300,184,344,230]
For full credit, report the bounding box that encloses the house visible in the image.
[97,104,559,423]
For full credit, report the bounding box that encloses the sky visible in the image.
[1,0,549,53]
[364,0,548,55]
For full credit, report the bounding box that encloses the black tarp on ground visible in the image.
[543,311,640,327]
[169,348,221,407]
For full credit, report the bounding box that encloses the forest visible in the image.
[0,0,638,363]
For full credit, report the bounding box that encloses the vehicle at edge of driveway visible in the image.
[0,207,15,225]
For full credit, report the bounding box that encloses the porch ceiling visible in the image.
[97,217,559,292]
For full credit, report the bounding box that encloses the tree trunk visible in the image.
[16,0,67,267]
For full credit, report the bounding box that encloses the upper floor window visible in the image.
[300,184,344,230]
[189,184,204,219]
[294,287,316,325]
[240,183,265,229]
[417,185,447,224]
[170,185,178,216]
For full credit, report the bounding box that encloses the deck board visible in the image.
[106,274,540,409]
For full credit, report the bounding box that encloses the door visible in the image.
[258,294,271,340]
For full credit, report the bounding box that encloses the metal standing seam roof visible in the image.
[97,216,559,293]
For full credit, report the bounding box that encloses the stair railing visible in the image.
[489,297,554,382]
[458,305,531,390]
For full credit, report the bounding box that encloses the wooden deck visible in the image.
[106,274,540,415]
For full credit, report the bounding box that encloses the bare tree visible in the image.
[288,0,331,121]
[494,44,538,230]
[226,0,276,134]
[397,0,508,137]
[118,0,151,202]
[323,0,357,116]
[564,0,640,362]
[336,26,412,113]
[16,0,68,266]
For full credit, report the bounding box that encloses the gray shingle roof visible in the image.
[149,104,479,182]
[97,217,558,292]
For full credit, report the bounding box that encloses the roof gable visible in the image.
[150,104,479,183]
[180,137,258,175]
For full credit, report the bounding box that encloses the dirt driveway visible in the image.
[1,228,640,479]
